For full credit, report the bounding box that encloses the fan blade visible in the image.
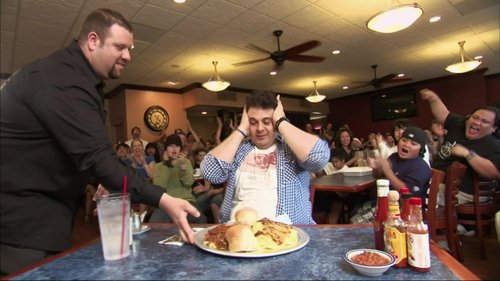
[378,73,397,82]
[246,44,272,55]
[383,77,413,83]
[349,83,371,89]
[286,54,325,63]
[232,57,271,67]
[283,40,321,55]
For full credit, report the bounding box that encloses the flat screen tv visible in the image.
[371,89,417,121]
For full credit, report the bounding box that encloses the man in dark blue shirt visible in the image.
[371,126,432,200]
[0,8,199,275]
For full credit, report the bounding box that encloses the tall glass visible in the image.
[96,193,131,261]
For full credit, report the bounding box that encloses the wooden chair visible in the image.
[456,173,498,259]
[425,168,446,242]
[425,162,466,262]
[442,161,466,262]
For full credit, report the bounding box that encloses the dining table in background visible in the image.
[309,172,376,207]
[4,224,478,280]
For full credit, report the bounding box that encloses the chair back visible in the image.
[443,161,467,261]
[425,168,446,224]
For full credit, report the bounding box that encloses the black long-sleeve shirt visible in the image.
[0,41,164,251]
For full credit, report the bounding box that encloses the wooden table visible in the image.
[309,173,376,206]
[4,224,478,280]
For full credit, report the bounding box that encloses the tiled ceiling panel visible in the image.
[1,0,498,100]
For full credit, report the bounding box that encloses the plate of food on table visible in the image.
[194,207,310,258]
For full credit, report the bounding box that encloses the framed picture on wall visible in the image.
[370,89,417,121]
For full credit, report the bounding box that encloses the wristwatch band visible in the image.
[275,117,290,131]
[465,150,477,161]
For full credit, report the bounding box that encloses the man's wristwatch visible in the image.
[465,150,477,161]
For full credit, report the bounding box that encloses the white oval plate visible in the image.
[193,224,309,258]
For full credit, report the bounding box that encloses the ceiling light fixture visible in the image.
[366,3,423,33]
[445,41,482,74]
[429,16,441,23]
[305,81,326,103]
[202,61,230,92]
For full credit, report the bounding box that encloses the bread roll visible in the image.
[225,224,258,252]
[235,207,259,226]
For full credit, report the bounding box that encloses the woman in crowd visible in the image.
[334,126,358,167]
[145,142,162,163]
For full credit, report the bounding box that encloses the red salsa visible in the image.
[351,251,391,266]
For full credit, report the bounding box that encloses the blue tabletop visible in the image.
[9,224,463,280]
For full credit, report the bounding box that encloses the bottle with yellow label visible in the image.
[383,190,407,268]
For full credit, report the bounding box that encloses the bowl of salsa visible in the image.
[344,249,396,276]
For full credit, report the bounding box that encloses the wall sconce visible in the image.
[445,41,482,74]
[366,3,423,33]
[305,81,326,103]
[202,61,230,92]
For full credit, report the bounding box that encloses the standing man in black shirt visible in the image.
[420,88,500,203]
[0,8,199,275]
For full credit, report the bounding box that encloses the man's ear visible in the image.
[87,32,99,51]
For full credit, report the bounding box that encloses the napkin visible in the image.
[158,227,205,246]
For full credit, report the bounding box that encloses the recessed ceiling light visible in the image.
[342,86,349,90]
[474,55,483,60]
[397,73,405,77]
[381,94,387,98]
[332,50,341,55]
[173,0,186,3]
[429,16,441,23]
[270,71,277,76]
[168,81,177,85]
[201,111,207,115]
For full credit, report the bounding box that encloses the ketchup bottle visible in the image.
[406,197,431,272]
[384,190,407,268]
[373,179,389,250]
[399,187,411,223]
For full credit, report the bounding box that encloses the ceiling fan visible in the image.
[351,64,412,89]
[232,30,326,71]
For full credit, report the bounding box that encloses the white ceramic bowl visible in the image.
[344,248,396,277]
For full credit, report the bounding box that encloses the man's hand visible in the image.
[237,105,250,136]
[420,88,439,102]
[158,193,200,244]
[451,143,470,158]
[272,94,286,123]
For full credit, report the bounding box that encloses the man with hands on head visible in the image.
[202,91,330,224]
[420,88,500,204]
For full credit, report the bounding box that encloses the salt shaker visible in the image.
[132,211,142,233]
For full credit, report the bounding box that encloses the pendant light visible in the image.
[445,41,482,74]
[202,61,230,92]
[305,81,326,103]
[367,3,423,33]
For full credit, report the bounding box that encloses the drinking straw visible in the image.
[120,175,128,257]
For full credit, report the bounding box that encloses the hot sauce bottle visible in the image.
[373,179,389,250]
[399,187,411,223]
[383,190,407,268]
[406,197,431,272]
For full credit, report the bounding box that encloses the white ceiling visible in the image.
[1,0,499,101]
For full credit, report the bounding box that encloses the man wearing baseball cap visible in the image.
[370,126,432,200]
[149,134,206,223]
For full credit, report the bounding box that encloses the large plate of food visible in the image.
[194,208,310,258]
